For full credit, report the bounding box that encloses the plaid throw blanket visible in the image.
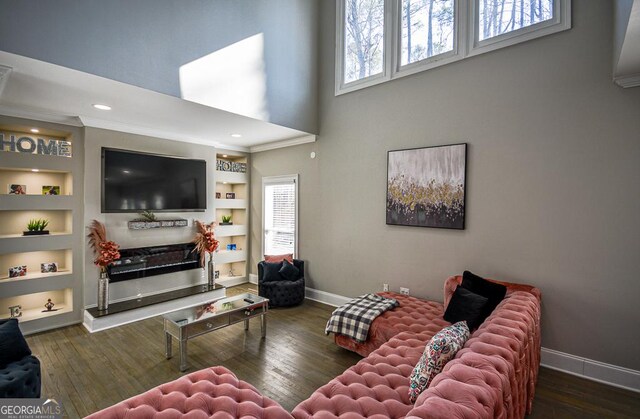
[325,294,399,342]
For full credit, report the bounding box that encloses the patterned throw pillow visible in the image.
[408,321,470,403]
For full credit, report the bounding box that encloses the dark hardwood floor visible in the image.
[25,284,639,418]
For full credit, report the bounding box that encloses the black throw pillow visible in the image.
[461,270,507,318]
[444,286,489,330]
[0,319,31,368]
[261,261,284,282]
[279,259,300,281]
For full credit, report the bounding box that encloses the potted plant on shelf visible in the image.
[220,215,232,225]
[193,221,219,286]
[87,220,121,311]
[23,219,49,236]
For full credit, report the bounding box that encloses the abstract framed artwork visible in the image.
[387,143,467,229]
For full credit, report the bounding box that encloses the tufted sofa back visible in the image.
[443,275,541,309]
[408,280,542,418]
[293,277,541,419]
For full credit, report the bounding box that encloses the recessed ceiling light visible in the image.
[31,169,39,172]
[122,170,131,174]
[230,134,242,138]
[223,182,228,184]
[93,104,112,111]
[222,154,228,158]
[30,128,39,133]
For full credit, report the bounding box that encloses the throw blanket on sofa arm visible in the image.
[325,294,399,342]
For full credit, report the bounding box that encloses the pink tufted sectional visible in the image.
[88,276,540,419]
[86,366,294,419]
[293,275,541,419]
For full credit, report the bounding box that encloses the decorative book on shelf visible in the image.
[128,219,188,230]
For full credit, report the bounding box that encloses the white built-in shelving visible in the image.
[213,152,249,287]
[0,119,83,334]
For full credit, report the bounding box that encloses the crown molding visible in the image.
[614,72,640,88]
[249,134,316,153]
[0,104,83,126]
[0,65,11,98]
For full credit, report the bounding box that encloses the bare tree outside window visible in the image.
[336,0,568,94]
[479,0,554,41]
[345,0,385,83]
[401,0,455,66]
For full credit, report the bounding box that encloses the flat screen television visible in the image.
[102,147,206,212]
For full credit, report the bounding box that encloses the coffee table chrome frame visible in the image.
[163,294,268,372]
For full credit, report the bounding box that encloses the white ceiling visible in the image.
[0,50,312,151]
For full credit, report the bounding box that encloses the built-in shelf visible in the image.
[0,304,72,323]
[215,224,247,237]
[215,249,247,264]
[215,170,248,184]
[0,231,72,240]
[214,151,249,286]
[0,233,74,254]
[214,198,247,209]
[0,153,74,172]
[0,195,74,210]
[0,269,71,282]
[0,273,74,299]
[0,287,73,324]
[0,120,82,335]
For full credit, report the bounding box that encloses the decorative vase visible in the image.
[98,271,109,311]
[207,256,215,287]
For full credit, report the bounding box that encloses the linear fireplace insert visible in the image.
[107,243,200,283]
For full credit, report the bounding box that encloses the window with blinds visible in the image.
[262,175,298,257]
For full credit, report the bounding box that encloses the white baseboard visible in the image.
[217,276,249,288]
[305,287,640,392]
[305,287,352,307]
[249,274,258,284]
[541,347,640,392]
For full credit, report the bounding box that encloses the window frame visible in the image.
[335,0,571,96]
[261,174,299,259]
[335,0,392,95]
[393,0,463,78]
[468,0,571,57]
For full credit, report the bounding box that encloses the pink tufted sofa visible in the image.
[292,276,541,419]
[88,276,540,419]
[86,366,294,419]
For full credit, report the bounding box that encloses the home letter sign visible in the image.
[0,132,72,157]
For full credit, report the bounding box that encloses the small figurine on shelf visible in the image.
[9,305,22,318]
[44,298,55,311]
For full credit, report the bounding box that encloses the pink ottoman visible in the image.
[86,366,293,419]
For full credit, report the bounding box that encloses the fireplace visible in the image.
[107,242,200,283]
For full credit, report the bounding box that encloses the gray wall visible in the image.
[0,0,318,134]
[251,0,640,370]
[83,127,216,306]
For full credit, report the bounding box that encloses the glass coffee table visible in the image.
[163,293,268,371]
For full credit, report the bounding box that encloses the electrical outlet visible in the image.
[383,283,389,292]
[400,287,410,296]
